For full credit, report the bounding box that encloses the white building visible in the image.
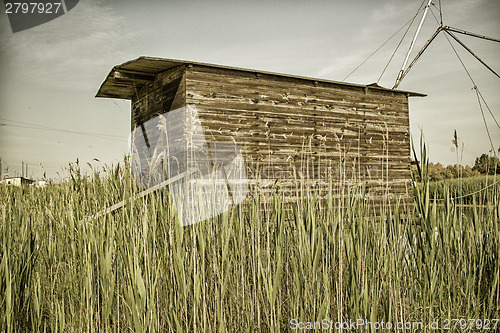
[0,176,35,186]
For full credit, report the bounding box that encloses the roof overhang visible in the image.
[96,56,426,100]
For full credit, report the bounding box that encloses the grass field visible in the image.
[1,156,499,332]
[427,175,500,205]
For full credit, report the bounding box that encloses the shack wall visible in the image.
[184,65,412,206]
[130,66,187,188]
[129,63,413,208]
[131,65,186,131]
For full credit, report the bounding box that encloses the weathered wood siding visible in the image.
[184,65,412,207]
[129,63,413,208]
[131,65,186,131]
[130,66,187,187]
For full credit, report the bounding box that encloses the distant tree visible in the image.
[428,162,455,181]
[462,165,480,178]
[472,154,500,175]
[413,162,481,181]
[446,164,459,178]
[427,162,443,181]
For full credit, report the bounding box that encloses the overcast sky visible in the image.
[0,0,499,179]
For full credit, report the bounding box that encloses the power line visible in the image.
[1,161,61,171]
[2,123,126,142]
[441,31,498,157]
[344,6,424,82]
[444,29,500,78]
[391,3,499,145]
[0,117,127,142]
[477,89,500,131]
[431,180,500,202]
[0,117,125,137]
[376,1,427,84]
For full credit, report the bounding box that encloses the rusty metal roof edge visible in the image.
[96,56,427,99]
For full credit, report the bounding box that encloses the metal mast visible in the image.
[394,0,433,89]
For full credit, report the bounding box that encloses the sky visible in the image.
[0,0,499,180]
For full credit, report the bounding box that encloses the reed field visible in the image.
[1,148,499,332]
[428,175,499,205]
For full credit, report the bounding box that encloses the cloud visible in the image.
[0,0,137,91]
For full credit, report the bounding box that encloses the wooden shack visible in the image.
[96,56,424,214]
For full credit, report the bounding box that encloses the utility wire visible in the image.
[477,89,500,131]
[441,31,498,157]
[474,87,496,157]
[0,117,125,137]
[2,123,126,142]
[429,6,441,25]
[0,117,127,142]
[343,2,425,82]
[1,161,60,171]
[377,1,427,84]
[431,180,500,201]
[444,30,500,78]
[431,1,443,25]
[426,7,500,136]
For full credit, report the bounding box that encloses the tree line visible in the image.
[412,153,500,181]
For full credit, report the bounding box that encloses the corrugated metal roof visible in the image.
[96,56,426,100]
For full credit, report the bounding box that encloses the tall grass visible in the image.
[427,175,499,205]
[1,152,499,332]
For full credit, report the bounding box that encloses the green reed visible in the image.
[0,151,498,332]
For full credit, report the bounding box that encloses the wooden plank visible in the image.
[186,79,409,113]
[187,84,409,119]
[113,71,155,83]
[188,64,407,99]
[186,68,409,106]
[84,168,198,221]
[189,102,409,128]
